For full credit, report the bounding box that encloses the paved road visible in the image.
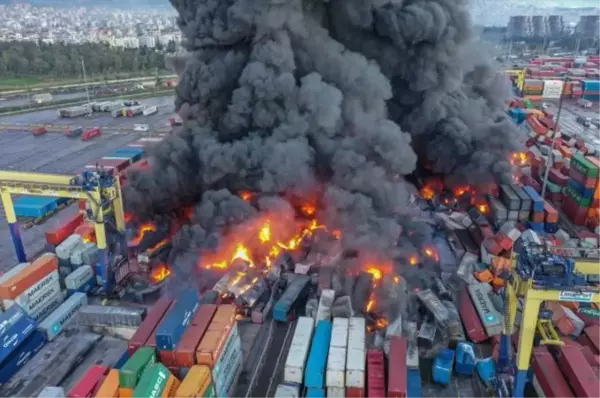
[0,123,171,135]
[545,100,600,152]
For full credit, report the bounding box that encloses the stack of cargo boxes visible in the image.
[281,317,367,398]
[0,254,90,382]
[521,79,544,102]
[563,154,599,227]
[12,196,70,220]
[80,290,243,398]
[582,80,600,101]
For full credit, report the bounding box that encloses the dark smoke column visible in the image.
[124,0,516,262]
[328,0,522,186]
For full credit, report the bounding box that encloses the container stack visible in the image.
[563,154,598,226]
[582,80,600,102]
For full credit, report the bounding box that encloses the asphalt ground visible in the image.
[544,100,600,152]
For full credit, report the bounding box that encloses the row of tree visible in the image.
[0,40,174,79]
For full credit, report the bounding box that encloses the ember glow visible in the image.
[200,209,328,271]
[408,254,419,266]
[420,185,436,200]
[301,203,316,216]
[454,185,473,197]
[510,152,529,167]
[240,191,254,201]
[151,263,171,283]
[366,267,383,281]
[423,246,440,262]
[129,223,157,246]
[148,238,169,252]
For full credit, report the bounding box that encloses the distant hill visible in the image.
[0,0,171,7]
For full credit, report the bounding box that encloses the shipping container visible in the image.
[39,387,66,398]
[143,106,158,116]
[388,336,408,398]
[13,196,59,218]
[273,274,311,322]
[346,317,365,390]
[0,253,58,300]
[284,316,314,385]
[39,292,87,340]
[33,127,47,136]
[306,388,325,398]
[327,387,344,397]
[315,289,335,322]
[366,349,385,398]
[28,289,64,322]
[120,346,157,388]
[77,305,145,328]
[56,235,83,260]
[175,365,213,397]
[0,330,46,383]
[161,374,180,397]
[557,345,599,397]
[15,272,61,317]
[467,283,502,336]
[156,289,200,350]
[407,369,422,398]
[174,304,217,367]
[416,289,450,329]
[65,265,95,292]
[326,318,348,388]
[68,365,109,398]
[45,213,84,246]
[274,383,300,398]
[6,268,59,309]
[304,320,332,389]
[195,304,237,363]
[95,157,131,173]
[458,287,488,343]
[94,369,119,398]
[133,362,171,398]
[128,296,173,355]
[0,306,37,363]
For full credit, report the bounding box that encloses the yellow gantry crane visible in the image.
[504,246,600,397]
[0,170,126,292]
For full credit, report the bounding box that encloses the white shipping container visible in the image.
[327,387,345,397]
[143,105,158,116]
[213,323,240,375]
[330,318,349,347]
[213,324,242,395]
[284,316,314,384]
[406,343,419,369]
[28,290,65,322]
[562,306,585,337]
[13,270,60,307]
[326,346,346,387]
[39,292,87,340]
[214,345,242,398]
[315,289,335,322]
[70,242,95,266]
[20,278,61,315]
[38,386,66,398]
[56,234,82,260]
[274,383,300,398]
[65,266,94,290]
[346,317,365,388]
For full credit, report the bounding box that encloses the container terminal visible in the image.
[0,49,599,398]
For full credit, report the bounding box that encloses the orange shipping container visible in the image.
[95,369,120,398]
[119,387,133,398]
[161,374,181,397]
[175,365,212,398]
[195,305,236,367]
[0,253,58,299]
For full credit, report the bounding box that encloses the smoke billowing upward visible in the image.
[125,0,520,268]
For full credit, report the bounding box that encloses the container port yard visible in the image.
[0,5,600,398]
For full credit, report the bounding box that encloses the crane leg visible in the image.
[2,192,26,262]
[514,297,542,398]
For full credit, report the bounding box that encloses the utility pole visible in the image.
[81,58,92,116]
[540,81,566,198]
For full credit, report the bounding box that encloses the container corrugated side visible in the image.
[38,387,66,398]
[274,383,300,398]
[326,346,346,388]
[39,292,87,341]
[214,344,242,398]
[0,308,37,363]
[155,289,200,350]
[211,323,241,393]
[120,346,157,388]
[175,365,212,398]
[174,304,217,367]
[284,316,314,384]
[68,365,109,398]
[56,235,83,260]
[18,276,61,316]
[0,253,58,300]
[11,270,60,308]
[327,387,345,397]
[315,289,335,322]
[0,329,46,383]
[304,320,332,389]
[345,317,365,389]
[160,374,180,398]
[467,283,503,336]
[28,289,64,322]
[128,297,173,355]
[195,305,236,367]
[95,369,120,398]
[330,318,349,347]
[65,266,94,290]
[132,362,171,398]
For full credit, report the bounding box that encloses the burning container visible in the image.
[273,274,311,322]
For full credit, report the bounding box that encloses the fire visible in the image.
[366,267,383,281]
[232,244,254,267]
[478,204,489,214]
[423,246,440,262]
[454,185,472,197]
[259,222,271,243]
[420,185,436,200]
[301,203,316,216]
[130,223,157,246]
[151,264,171,283]
[124,212,133,222]
[332,229,342,239]
[510,152,529,166]
[148,238,169,252]
[240,191,253,201]
[366,296,375,312]
[394,276,400,284]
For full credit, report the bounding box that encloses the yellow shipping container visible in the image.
[175,365,212,398]
[161,374,181,397]
[95,369,120,398]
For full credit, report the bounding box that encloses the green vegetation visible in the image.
[0,41,175,90]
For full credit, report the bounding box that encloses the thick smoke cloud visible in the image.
[125,0,520,265]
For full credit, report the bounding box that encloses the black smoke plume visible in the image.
[125,0,520,267]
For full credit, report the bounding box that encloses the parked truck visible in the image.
[577,98,593,109]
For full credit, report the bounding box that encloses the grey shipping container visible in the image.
[77,305,145,328]
[511,185,532,211]
[499,185,520,211]
[39,292,87,340]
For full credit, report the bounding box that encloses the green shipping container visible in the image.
[524,99,533,109]
[565,186,592,207]
[133,363,171,398]
[546,180,562,193]
[203,382,216,398]
[120,346,156,388]
[579,307,600,318]
[571,154,599,178]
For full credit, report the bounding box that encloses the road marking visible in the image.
[246,319,275,398]
[266,323,294,397]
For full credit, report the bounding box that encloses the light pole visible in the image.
[81,58,92,116]
[540,80,567,198]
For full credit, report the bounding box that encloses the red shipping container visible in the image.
[584,325,600,353]
[96,157,131,172]
[483,237,503,256]
[68,365,109,398]
[532,346,575,397]
[581,346,600,367]
[543,201,559,223]
[74,222,96,243]
[548,169,568,186]
[158,350,177,367]
[128,297,174,355]
[33,127,47,136]
[562,195,588,225]
[493,232,513,251]
[531,211,544,223]
[458,288,488,343]
[570,167,598,189]
[367,349,386,398]
[45,212,84,246]
[578,312,600,329]
[174,304,217,367]
[0,254,58,299]
[346,387,365,398]
[78,199,87,212]
[387,337,407,398]
[557,345,600,397]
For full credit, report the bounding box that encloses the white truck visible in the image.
[577,98,593,109]
[133,124,150,132]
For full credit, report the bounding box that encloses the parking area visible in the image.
[0,96,176,131]
[545,100,600,152]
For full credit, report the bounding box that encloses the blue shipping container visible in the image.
[583,94,600,102]
[567,178,595,199]
[304,320,332,389]
[306,388,325,398]
[433,235,457,272]
[432,348,454,385]
[155,289,200,350]
[114,349,130,369]
[455,342,476,375]
[583,80,600,91]
[522,186,544,212]
[0,330,46,383]
[407,369,422,398]
[13,196,58,218]
[273,274,310,322]
[0,307,37,364]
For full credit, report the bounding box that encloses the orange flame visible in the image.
[366,267,383,281]
[510,151,529,166]
[124,212,133,223]
[454,185,472,197]
[424,246,440,262]
[130,223,157,246]
[301,203,316,216]
[409,255,419,266]
[240,191,253,201]
[366,295,375,312]
[151,264,171,283]
[420,185,436,200]
[478,204,489,214]
[232,243,254,267]
[259,222,271,243]
[148,238,169,252]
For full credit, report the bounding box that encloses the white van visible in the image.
[133,124,150,132]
